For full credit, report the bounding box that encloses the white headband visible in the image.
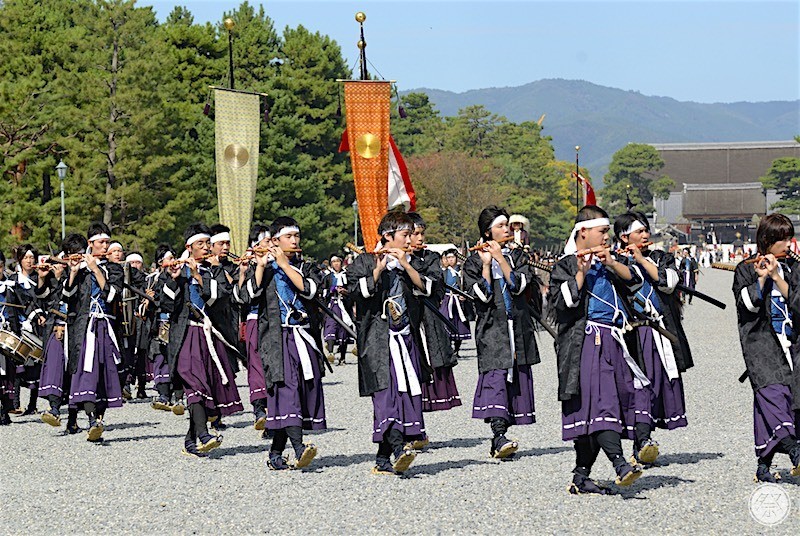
[185,233,211,247]
[210,232,230,244]
[179,249,190,260]
[251,230,271,247]
[108,242,123,252]
[125,253,143,263]
[89,233,110,242]
[22,249,35,258]
[273,226,300,240]
[381,223,412,235]
[330,256,342,262]
[563,218,610,255]
[489,215,508,230]
[158,251,175,264]
[621,220,646,237]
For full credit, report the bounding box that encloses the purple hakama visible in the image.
[264,328,327,430]
[322,298,353,343]
[38,333,66,398]
[439,293,471,341]
[422,366,462,412]
[245,318,268,403]
[372,332,426,442]
[638,327,687,430]
[562,327,646,441]
[151,352,170,386]
[753,384,796,458]
[176,325,243,416]
[69,319,123,408]
[472,364,535,425]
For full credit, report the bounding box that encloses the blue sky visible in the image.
[145,1,799,104]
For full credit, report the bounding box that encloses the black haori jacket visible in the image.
[347,252,434,397]
[547,255,643,401]
[411,249,457,369]
[462,249,540,375]
[160,265,232,378]
[733,259,800,403]
[34,271,66,344]
[144,271,168,362]
[242,259,326,390]
[62,261,123,375]
[204,261,243,371]
[633,249,694,373]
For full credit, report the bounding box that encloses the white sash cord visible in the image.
[389,325,422,396]
[586,320,650,389]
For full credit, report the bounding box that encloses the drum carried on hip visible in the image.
[0,329,43,364]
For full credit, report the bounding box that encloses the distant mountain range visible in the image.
[406,79,799,184]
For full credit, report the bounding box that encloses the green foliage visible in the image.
[601,143,674,214]
[760,156,800,214]
[0,0,580,259]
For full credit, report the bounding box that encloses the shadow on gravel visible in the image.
[107,421,160,431]
[515,446,573,458]
[428,437,485,450]
[410,457,492,477]
[307,427,346,435]
[208,444,266,458]
[656,452,724,466]
[322,381,344,386]
[614,475,695,499]
[310,452,375,470]
[108,433,184,443]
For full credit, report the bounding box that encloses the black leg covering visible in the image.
[83,401,96,418]
[386,427,404,451]
[66,407,78,427]
[189,403,207,437]
[48,395,61,411]
[377,439,393,460]
[454,340,462,353]
[271,429,289,453]
[489,417,510,438]
[634,422,652,449]
[326,341,334,354]
[286,425,303,452]
[14,379,21,407]
[574,435,601,473]
[778,436,798,454]
[595,430,625,469]
[156,383,170,398]
[758,451,775,467]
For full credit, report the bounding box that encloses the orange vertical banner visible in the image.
[343,80,391,250]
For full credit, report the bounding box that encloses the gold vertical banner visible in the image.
[214,88,261,256]
[343,81,391,250]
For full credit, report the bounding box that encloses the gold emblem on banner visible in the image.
[224,143,249,169]
[355,133,381,159]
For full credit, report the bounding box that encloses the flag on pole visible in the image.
[214,88,261,255]
[340,81,392,249]
[340,129,416,212]
[572,172,596,206]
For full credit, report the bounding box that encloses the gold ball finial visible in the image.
[224,18,235,31]
[575,145,581,151]
[355,12,366,23]
[357,40,365,49]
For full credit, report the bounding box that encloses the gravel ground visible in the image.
[1,268,799,534]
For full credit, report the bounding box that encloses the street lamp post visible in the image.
[352,200,359,246]
[55,160,68,240]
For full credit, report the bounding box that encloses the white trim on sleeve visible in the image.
[561,281,578,308]
[359,277,373,299]
[741,287,758,313]
[412,276,433,297]
[206,279,218,306]
[512,273,527,295]
[473,281,491,303]
[162,284,177,301]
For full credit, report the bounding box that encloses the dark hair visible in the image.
[575,205,609,224]
[15,244,38,264]
[613,211,649,243]
[87,221,110,239]
[0,251,6,265]
[248,223,270,246]
[270,216,299,238]
[407,211,426,229]
[757,213,794,255]
[183,222,210,244]
[209,223,230,235]
[62,233,88,255]
[377,211,414,243]
[443,248,458,257]
[153,243,174,265]
[478,206,509,238]
[329,253,343,262]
